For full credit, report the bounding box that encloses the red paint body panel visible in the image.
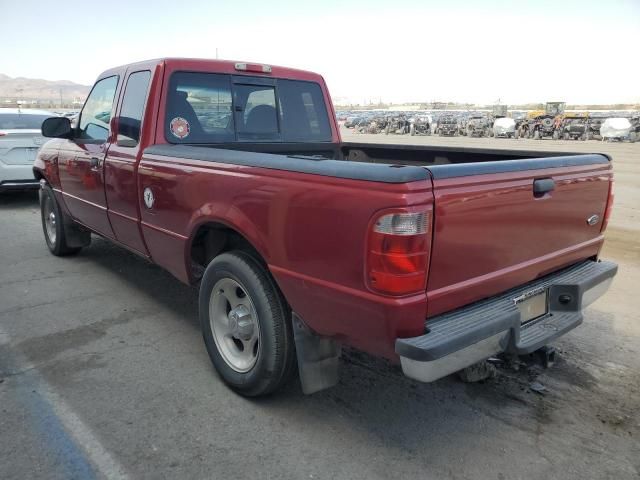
[426,163,612,316]
[32,58,614,361]
[136,154,433,358]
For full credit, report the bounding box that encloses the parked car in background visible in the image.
[435,115,459,136]
[344,116,362,128]
[0,108,53,192]
[492,117,517,138]
[466,115,491,137]
[559,116,588,141]
[600,117,636,142]
[587,116,606,140]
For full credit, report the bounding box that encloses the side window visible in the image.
[78,76,118,142]
[117,70,151,147]
[166,72,234,143]
[234,84,278,140]
[278,80,331,142]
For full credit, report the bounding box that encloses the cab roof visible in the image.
[98,58,326,84]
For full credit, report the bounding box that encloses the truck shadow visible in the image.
[73,234,634,460]
[80,236,199,327]
[0,191,39,209]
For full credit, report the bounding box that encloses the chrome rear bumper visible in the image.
[396,260,617,383]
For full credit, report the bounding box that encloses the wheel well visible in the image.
[189,223,264,282]
[33,169,45,182]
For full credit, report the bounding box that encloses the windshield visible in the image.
[0,113,50,130]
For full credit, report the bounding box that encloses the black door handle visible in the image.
[533,178,555,196]
[90,157,101,168]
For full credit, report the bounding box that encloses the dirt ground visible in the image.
[0,131,638,479]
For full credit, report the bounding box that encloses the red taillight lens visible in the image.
[367,210,431,296]
[601,177,614,232]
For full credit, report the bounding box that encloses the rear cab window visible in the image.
[165,72,331,144]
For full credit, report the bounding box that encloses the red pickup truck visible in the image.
[34,58,617,396]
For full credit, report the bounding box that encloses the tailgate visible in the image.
[425,154,612,317]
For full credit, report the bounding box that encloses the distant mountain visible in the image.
[0,74,90,104]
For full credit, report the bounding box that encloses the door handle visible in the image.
[533,178,555,196]
[90,157,102,168]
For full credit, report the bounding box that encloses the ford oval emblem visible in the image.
[586,214,600,226]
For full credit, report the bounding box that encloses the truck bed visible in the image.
[142,141,611,321]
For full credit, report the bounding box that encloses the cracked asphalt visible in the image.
[1,135,638,479]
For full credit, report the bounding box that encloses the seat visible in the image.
[244,105,277,134]
[166,91,205,139]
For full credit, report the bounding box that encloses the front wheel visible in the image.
[199,251,296,396]
[40,184,83,256]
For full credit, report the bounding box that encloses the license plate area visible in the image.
[514,288,548,325]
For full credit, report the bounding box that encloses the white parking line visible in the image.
[3,333,129,480]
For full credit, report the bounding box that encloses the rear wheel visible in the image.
[199,251,296,396]
[40,184,83,256]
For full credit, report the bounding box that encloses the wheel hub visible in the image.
[209,278,260,373]
[228,305,254,340]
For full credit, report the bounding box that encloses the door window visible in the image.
[78,76,119,142]
[117,71,151,147]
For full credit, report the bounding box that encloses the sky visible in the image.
[1,0,638,105]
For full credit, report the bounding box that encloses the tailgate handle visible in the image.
[533,178,555,196]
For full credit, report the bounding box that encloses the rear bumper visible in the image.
[0,162,38,191]
[396,260,617,383]
[0,180,40,192]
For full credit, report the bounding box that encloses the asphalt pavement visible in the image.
[1,135,638,479]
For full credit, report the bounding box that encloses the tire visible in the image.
[629,132,637,143]
[40,184,83,256]
[199,251,296,397]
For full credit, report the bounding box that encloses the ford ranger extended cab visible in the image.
[34,58,617,396]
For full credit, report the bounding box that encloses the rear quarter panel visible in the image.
[137,154,432,358]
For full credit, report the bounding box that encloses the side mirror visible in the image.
[42,117,72,139]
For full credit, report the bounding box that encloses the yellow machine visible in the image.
[527,102,566,119]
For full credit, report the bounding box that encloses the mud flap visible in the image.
[292,313,341,394]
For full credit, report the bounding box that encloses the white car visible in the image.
[493,117,517,138]
[0,108,54,192]
[599,117,636,142]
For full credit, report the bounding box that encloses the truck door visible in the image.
[57,75,119,238]
[104,70,152,255]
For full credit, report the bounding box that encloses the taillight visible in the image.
[367,210,431,296]
[601,177,614,232]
